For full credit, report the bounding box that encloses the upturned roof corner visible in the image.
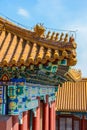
[0,17,77,68]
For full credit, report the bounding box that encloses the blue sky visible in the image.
[0,0,87,77]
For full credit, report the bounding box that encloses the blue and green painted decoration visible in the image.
[0,60,68,115]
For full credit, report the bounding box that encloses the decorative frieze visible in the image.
[48,95,56,103]
[0,104,6,115]
[0,80,54,115]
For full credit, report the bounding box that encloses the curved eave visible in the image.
[64,69,82,82]
[0,17,77,67]
[0,17,77,49]
[56,109,87,113]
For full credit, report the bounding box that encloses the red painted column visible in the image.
[12,115,19,130]
[32,97,40,130]
[40,101,43,130]
[0,115,12,130]
[82,115,85,130]
[43,95,49,130]
[23,111,29,130]
[28,110,30,130]
[49,102,54,130]
[19,111,30,130]
[19,124,23,130]
[53,101,56,130]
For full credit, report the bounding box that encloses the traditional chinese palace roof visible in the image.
[0,17,80,84]
[0,17,77,67]
[56,78,87,112]
[65,69,82,82]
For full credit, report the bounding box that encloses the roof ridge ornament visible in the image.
[34,24,45,37]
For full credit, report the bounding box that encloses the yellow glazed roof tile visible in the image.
[20,41,31,63]
[56,79,87,112]
[0,17,77,67]
[65,69,82,81]
[4,35,18,63]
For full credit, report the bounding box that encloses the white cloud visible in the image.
[18,8,30,18]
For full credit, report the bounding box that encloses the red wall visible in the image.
[0,115,12,130]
